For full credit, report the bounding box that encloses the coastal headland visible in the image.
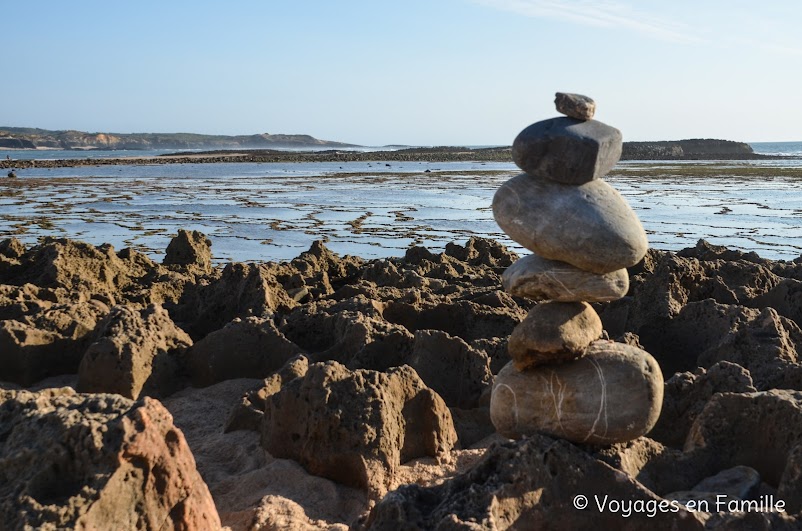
[0,127,359,151]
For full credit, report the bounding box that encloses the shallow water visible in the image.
[1,160,801,262]
[0,144,429,161]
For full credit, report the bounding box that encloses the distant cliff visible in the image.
[0,127,359,150]
[621,139,757,160]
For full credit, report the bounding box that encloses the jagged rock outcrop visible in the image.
[408,330,492,409]
[650,361,756,448]
[174,261,297,339]
[279,297,415,369]
[4,238,152,300]
[598,243,802,386]
[224,354,310,433]
[2,231,802,528]
[261,362,457,497]
[0,299,108,385]
[685,390,802,488]
[366,434,706,530]
[186,316,304,387]
[0,388,221,529]
[0,237,25,260]
[163,229,213,272]
[77,304,192,399]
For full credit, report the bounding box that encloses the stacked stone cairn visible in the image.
[490,93,664,445]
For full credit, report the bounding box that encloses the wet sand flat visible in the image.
[1,160,801,262]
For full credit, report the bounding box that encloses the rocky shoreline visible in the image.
[1,232,802,528]
[0,127,357,151]
[1,141,789,170]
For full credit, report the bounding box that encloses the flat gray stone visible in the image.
[555,92,595,120]
[493,174,648,274]
[512,117,622,185]
[490,341,664,444]
[692,466,761,499]
[503,253,629,302]
[508,301,602,370]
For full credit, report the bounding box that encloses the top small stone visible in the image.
[555,92,595,121]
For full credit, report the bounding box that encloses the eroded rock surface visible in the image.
[187,316,303,387]
[261,361,457,497]
[366,434,705,530]
[163,229,213,272]
[0,388,220,529]
[78,304,192,399]
[2,234,802,528]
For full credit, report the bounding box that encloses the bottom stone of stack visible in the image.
[490,341,663,445]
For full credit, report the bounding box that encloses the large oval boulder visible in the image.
[502,253,629,302]
[490,341,663,444]
[493,174,648,274]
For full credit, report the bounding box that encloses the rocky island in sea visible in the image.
[1,95,802,529]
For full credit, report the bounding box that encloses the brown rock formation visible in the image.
[186,316,304,387]
[77,304,192,399]
[163,229,213,272]
[0,388,220,529]
[407,329,492,408]
[0,299,108,385]
[261,361,457,497]
[1,232,802,527]
[366,434,706,530]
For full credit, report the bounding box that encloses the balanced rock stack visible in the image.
[490,92,664,445]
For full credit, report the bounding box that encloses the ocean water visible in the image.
[0,148,192,160]
[1,158,801,263]
[2,141,799,161]
[0,145,414,161]
[750,141,802,156]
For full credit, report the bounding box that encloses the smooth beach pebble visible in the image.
[490,341,664,444]
[512,117,622,185]
[508,301,602,370]
[502,253,629,302]
[492,174,648,274]
[555,92,596,121]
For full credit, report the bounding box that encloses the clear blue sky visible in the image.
[3,0,801,145]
